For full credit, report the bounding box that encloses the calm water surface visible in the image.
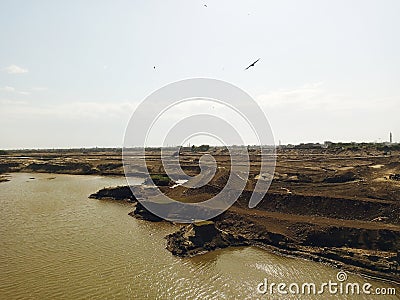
[0,173,398,299]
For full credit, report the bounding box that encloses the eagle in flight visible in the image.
[245,58,260,70]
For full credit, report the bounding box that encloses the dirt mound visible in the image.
[0,162,21,173]
[96,163,123,175]
[236,191,399,224]
[323,171,359,183]
[97,163,123,171]
[24,162,96,175]
[89,186,136,201]
[297,226,400,251]
[129,202,163,222]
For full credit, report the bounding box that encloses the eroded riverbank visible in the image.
[3,173,398,299]
[90,184,400,284]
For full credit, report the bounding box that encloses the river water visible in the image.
[0,173,397,299]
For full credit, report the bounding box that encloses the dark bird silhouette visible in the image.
[245,58,260,70]
[153,66,156,70]
[204,4,207,7]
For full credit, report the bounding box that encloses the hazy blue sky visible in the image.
[1,0,399,148]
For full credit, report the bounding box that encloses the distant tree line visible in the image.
[191,145,210,152]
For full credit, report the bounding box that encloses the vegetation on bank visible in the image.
[332,142,400,151]
[288,142,400,152]
[191,144,210,152]
[149,174,172,186]
[376,144,400,151]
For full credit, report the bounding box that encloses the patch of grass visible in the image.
[150,174,172,186]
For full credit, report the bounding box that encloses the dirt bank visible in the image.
[89,184,400,283]
[0,175,10,182]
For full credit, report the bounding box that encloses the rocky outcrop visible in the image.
[89,186,165,221]
[89,186,136,202]
[166,221,248,257]
[129,202,164,222]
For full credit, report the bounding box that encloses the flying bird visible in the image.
[245,58,260,70]
[204,4,207,7]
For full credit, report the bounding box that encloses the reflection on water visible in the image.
[0,173,398,299]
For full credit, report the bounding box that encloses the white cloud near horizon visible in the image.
[256,83,399,112]
[256,82,325,108]
[0,100,138,120]
[0,98,28,105]
[0,85,30,95]
[0,86,15,92]
[3,64,29,74]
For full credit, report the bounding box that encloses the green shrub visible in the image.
[191,144,210,152]
[150,174,172,186]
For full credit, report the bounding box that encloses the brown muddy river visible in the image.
[0,173,397,299]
